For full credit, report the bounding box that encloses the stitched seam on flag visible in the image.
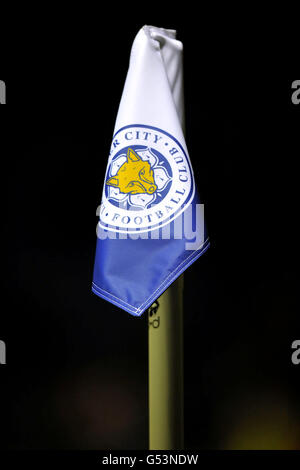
[92,286,138,315]
[92,285,140,315]
[92,282,138,311]
[92,237,210,314]
[92,285,133,310]
[92,282,138,309]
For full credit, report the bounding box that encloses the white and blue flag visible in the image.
[92,25,209,316]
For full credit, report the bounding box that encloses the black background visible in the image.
[0,16,300,451]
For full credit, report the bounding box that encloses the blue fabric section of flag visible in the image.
[92,218,209,317]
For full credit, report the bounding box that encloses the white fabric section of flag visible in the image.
[114,25,186,149]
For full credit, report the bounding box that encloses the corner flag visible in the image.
[92,25,209,316]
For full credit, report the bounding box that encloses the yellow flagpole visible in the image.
[148,275,184,450]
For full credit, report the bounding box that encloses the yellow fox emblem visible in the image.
[106,148,157,195]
